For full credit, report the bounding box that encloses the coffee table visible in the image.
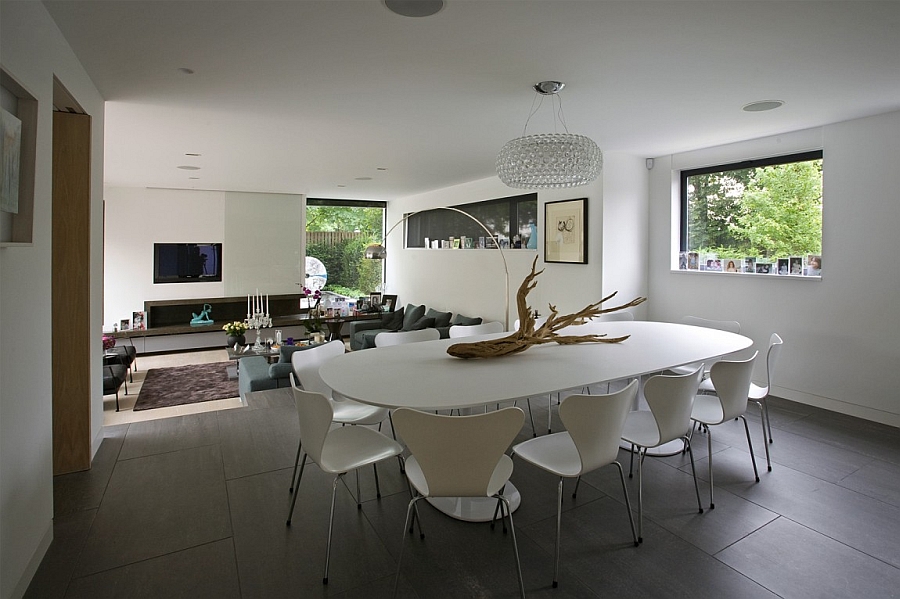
[225,345,279,378]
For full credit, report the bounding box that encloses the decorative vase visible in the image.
[226,334,246,348]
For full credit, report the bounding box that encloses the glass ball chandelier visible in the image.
[496,81,602,189]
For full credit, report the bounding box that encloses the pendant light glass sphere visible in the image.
[497,133,602,189]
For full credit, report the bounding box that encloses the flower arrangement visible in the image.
[102,334,116,351]
[302,287,322,304]
[223,321,248,337]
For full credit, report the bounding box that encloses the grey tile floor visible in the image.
[27,389,900,598]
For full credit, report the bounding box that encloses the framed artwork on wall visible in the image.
[544,198,587,264]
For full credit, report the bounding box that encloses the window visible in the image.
[680,151,823,276]
[306,198,386,297]
[405,193,537,249]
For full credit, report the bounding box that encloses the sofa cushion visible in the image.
[451,313,483,326]
[401,304,426,331]
[268,362,294,380]
[425,308,452,329]
[278,343,316,363]
[381,308,405,331]
[409,316,436,331]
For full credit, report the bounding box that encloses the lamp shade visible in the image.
[365,242,387,260]
[497,133,602,189]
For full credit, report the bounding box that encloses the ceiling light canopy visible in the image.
[384,0,444,18]
[742,100,785,112]
[496,81,602,189]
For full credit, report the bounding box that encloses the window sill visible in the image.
[670,269,821,281]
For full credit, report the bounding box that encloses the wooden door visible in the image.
[52,111,92,474]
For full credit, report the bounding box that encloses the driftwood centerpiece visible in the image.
[447,257,647,359]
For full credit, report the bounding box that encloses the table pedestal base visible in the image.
[426,483,521,522]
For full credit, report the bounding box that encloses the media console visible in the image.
[112,294,309,354]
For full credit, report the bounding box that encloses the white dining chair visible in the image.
[621,366,705,542]
[669,315,742,377]
[690,352,759,509]
[448,321,504,338]
[699,332,782,471]
[289,340,394,493]
[392,407,526,598]
[374,328,440,346]
[512,380,639,588]
[286,387,403,585]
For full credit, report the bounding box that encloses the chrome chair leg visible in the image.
[741,415,760,482]
[499,495,526,598]
[684,435,703,515]
[286,452,308,525]
[753,400,772,471]
[289,439,303,493]
[613,461,639,547]
[323,474,342,585]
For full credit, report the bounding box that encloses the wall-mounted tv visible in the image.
[153,243,223,284]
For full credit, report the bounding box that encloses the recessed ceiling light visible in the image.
[185,153,201,156]
[189,177,200,180]
[355,177,373,181]
[177,165,201,170]
[178,67,195,75]
[337,185,347,188]
[742,100,784,112]
[384,0,444,18]
[376,167,388,171]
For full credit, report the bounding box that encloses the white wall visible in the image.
[647,111,900,426]
[0,3,106,597]
[103,187,304,330]
[388,160,648,330]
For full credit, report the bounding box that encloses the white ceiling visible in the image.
[43,0,900,201]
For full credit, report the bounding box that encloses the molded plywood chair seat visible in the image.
[670,315,742,377]
[374,328,440,347]
[690,352,760,509]
[620,367,705,542]
[286,387,403,585]
[512,380,639,588]
[392,407,526,598]
[290,340,393,493]
[448,321,504,338]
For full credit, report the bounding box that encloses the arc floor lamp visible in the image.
[364,206,510,331]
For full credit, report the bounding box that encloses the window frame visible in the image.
[679,149,823,274]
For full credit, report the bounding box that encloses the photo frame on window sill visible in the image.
[544,198,588,264]
[381,294,398,313]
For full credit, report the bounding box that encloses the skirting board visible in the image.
[774,385,900,428]
[10,521,52,599]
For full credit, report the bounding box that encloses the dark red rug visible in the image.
[133,362,239,411]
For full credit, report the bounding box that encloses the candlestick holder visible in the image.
[244,310,273,351]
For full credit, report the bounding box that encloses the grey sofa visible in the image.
[349,303,482,350]
[237,343,317,397]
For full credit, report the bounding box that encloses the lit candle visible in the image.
[266,294,269,315]
[247,294,251,317]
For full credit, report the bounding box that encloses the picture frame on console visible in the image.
[545,198,588,264]
[382,294,398,312]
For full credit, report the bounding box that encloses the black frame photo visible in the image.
[544,198,588,264]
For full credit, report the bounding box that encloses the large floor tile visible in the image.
[65,539,240,599]
[75,444,231,577]
[837,457,900,507]
[227,467,401,598]
[216,403,299,480]
[117,412,221,461]
[24,509,96,599]
[693,447,900,569]
[53,426,127,517]
[520,495,777,598]
[717,516,900,599]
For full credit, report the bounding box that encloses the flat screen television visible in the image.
[153,242,223,284]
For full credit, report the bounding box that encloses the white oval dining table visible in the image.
[320,320,752,521]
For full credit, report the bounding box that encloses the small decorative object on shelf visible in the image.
[223,320,248,348]
[447,256,646,359]
[190,303,214,326]
[102,334,116,351]
[244,289,272,351]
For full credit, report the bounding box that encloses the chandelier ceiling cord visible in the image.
[497,81,602,190]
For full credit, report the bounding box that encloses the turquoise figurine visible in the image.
[526,223,538,249]
[190,303,214,326]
